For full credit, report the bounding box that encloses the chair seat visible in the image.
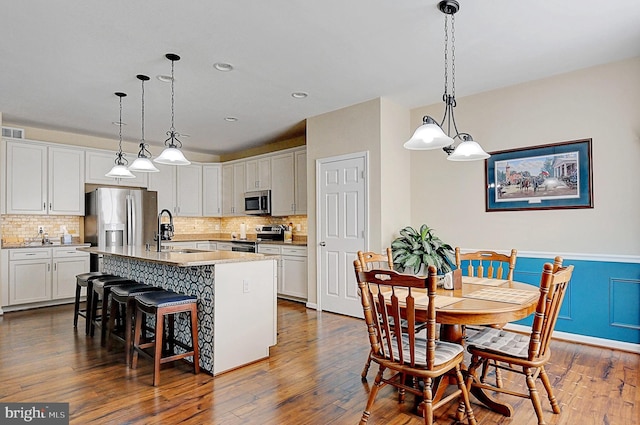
[386,335,463,366]
[76,271,113,286]
[135,291,197,308]
[466,326,531,358]
[111,284,163,300]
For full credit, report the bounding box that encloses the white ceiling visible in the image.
[1,0,639,155]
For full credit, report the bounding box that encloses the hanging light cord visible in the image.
[165,57,183,149]
[137,77,153,158]
[115,93,128,165]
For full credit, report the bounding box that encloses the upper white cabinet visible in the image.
[148,163,202,217]
[271,147,306,216]
[203,164,222,217]
[85,149,148,188]
[5,140,85,215]
[222,161,246,216]
[176,163,203,216]
[245,156,271,191]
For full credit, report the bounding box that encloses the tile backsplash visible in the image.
[1,214,307,244]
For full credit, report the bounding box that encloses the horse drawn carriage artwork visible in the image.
[485,139,593,211]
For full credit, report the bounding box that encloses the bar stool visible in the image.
[107,283,164,366]
[74,272,116,335]
[90,276,137,346]
[131,290,200,386]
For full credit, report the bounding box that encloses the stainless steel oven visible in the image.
[244,190,271,215]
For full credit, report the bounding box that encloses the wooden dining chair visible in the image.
[356,249,394,380]
[355,265,476,425]
[455,247,518,386]
[455,247,517,280]
[465,257,573,425]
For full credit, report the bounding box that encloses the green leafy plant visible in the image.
[391,224,455,274]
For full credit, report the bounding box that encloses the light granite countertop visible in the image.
[78,246,277,267]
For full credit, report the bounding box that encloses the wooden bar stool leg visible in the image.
[190,304,200,374]
[73,283,82,329]
[153,310,165,387]
[131,308,143,370]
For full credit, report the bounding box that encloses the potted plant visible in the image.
[391,224,455,275]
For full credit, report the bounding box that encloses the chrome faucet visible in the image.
[156,209,174,252]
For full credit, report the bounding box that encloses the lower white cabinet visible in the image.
[195,242,217,251]
[4,247,89,307]
[257,244,307,300]
[217,242,233,251]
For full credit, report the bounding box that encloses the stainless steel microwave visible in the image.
[244,190,271,215]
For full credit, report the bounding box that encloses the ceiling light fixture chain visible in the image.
[403,0,490,161]
[129,74,159,172]
[105,92,136,178]
[154,53,190,165]
[115,92,127,166]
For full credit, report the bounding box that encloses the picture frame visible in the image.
[485,138,593,212]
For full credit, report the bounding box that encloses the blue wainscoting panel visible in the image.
[511,256,640,344]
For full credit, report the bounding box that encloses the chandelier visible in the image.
[404,0,490,161]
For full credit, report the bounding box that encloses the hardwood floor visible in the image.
[0,300,638,425]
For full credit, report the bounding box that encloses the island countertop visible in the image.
[78,245,275,267]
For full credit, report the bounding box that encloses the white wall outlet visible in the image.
[37,225,45,234]
[243,279,250,293]
[214,224,220,231]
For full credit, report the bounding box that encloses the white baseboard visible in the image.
[504,323,640,354]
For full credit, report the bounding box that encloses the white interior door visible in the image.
[317,152,367,318]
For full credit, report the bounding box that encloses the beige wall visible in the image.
[409,57,640,255]
[306,98,412,304]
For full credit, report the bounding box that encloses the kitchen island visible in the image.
[79,246,278,375]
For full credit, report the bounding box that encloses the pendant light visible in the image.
[106,92,136,179]
[154,53,190,165]
[129,74,159,172]
[404,0,489,161]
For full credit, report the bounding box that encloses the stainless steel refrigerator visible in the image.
[84,187,158,250]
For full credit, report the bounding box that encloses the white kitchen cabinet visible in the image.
[195,242,217,251]
[245,156,271,191]
[8,249,52,305]
[148,162,201,216]
[202,164,222,217]
[85,149,147,187]
[4,247,89,307]
[280,246,308,300]
[52,248,90,300]
[257,243,307,300]
[176,163,203,216]
[270,147,306,216]
[222,161,246,216]
[294,149,307,215]
[216,242,233,251]
[5,140,85,215]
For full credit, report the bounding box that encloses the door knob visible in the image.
[319,241,326,247]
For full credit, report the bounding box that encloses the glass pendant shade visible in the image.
[154,146,191,165]
[404,116,454,150]
[129,156,160,172]
[447,136,490,161]
[106,163,136,178]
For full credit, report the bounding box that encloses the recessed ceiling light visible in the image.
[214,63,234,72]
[157,74,174,83]
[291,92,308,99]
[225,117,238,122]
[111,121,127,126]
[180,133,191,138]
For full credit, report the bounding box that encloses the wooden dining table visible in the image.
[383,275,540,417]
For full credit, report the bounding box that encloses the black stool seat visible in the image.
[74,272,116,334]
[132,290,199,386]
[135,291,198,309]
[108,284,165,366]
[90,277,137,345]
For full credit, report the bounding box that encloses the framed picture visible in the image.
[485,138,593,212]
